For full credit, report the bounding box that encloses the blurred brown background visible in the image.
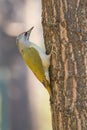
[0,0,52,130]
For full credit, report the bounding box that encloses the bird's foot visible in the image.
[50,45,57,56]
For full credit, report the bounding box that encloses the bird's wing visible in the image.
[22,47,46,83]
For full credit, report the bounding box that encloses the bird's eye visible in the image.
[24,32,27,36]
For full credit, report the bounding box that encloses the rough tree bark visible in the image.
[42,0,87,130]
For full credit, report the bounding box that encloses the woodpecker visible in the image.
[16,27,51,95]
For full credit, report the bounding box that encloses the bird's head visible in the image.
[16,26,34,46]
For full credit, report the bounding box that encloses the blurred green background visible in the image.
[0,0,52,130]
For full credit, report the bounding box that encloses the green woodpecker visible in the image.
[16,27,51,95]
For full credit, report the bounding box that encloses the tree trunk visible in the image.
[42,0,87,130]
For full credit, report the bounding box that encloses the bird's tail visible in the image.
[43,80,51,95]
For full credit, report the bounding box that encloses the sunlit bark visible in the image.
[42,0,87,130]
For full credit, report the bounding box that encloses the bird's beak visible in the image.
[26,26,34,40]
[27,26,34,35]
